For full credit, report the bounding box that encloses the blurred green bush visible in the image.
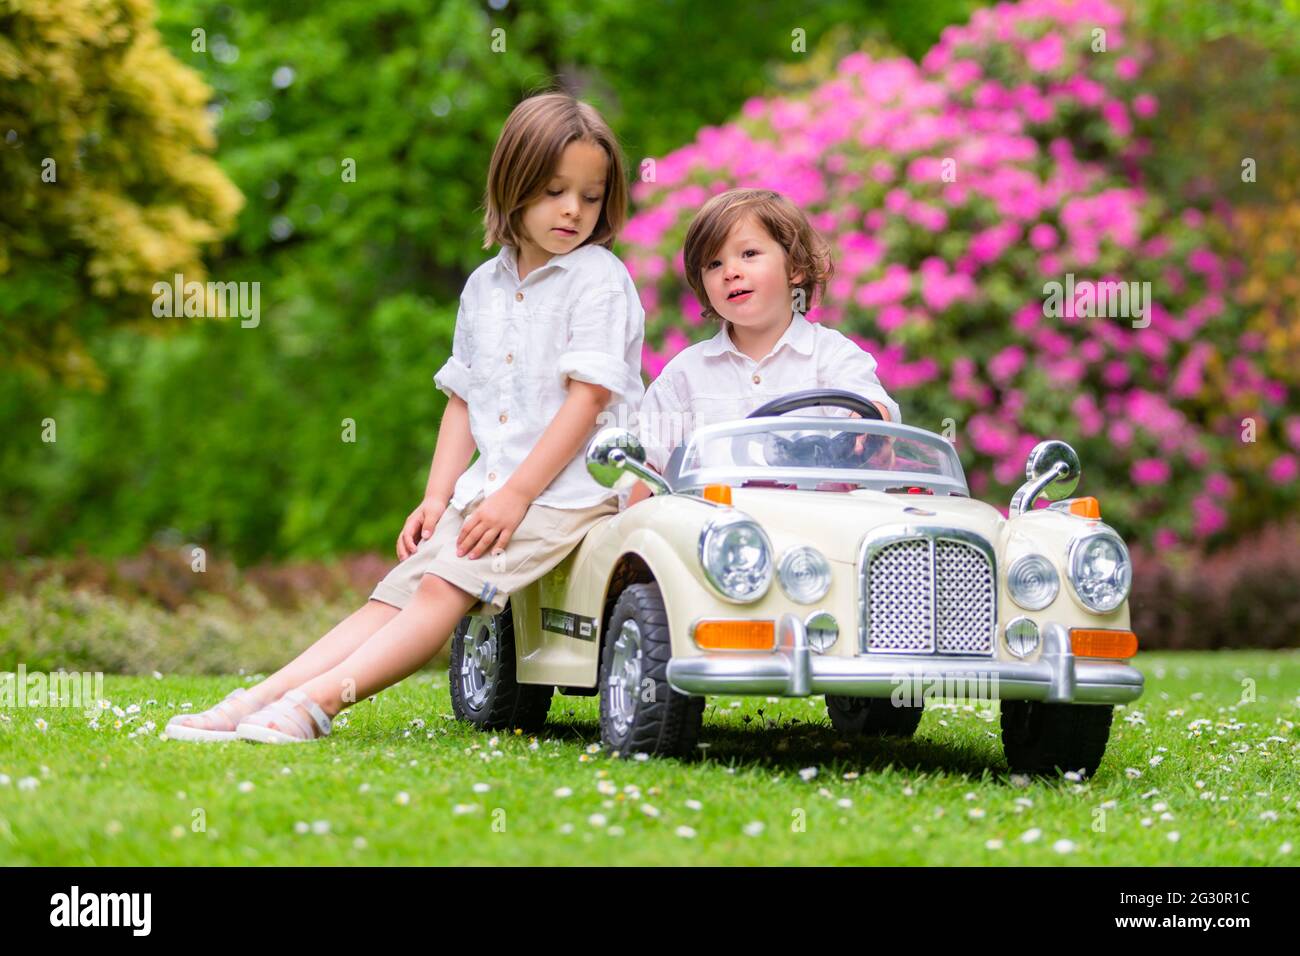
[0,0,243,383]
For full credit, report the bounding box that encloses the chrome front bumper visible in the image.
[666,616,1144,704]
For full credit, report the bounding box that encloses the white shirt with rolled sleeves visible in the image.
[433,242,645,510]
[636,312,902,475]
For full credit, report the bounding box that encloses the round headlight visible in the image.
[1007,554,1060,611]
[1004,616,1040,658]
[698,514,773,603]
[805,611,839,653]
[778,547,832,604]
[1067,531,1132,613]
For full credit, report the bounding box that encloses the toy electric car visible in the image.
[448,388,1143,775]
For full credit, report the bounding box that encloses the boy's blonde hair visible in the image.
[682,188,834,322]
[483,92,628,251]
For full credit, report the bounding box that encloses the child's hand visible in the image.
[397,496,448,560]
[627,480,653,507]
[456,486,530,559]
[849,404,891,457]
[866,437,897,470]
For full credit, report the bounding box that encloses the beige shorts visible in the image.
[369,495,620,614]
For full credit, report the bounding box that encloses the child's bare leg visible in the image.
[250,599,405,700]
[289,574,478,724]
[171,599,400,732]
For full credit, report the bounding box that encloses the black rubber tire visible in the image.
[826,694,925,738]
[448,601,553,732]
[1000,700,1115,776]
[599,582,705,759]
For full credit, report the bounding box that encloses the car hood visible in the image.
[725,487,1009,563]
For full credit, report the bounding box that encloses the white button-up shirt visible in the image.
[434,243,645,510]
[636,312,902,474]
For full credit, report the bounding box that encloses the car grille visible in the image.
[860,530,996,655]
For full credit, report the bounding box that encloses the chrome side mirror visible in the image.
[586,428,671,496]
[1009,439,1080,516]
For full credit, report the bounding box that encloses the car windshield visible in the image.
[669,418,969,495]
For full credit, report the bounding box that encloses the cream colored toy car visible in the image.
[448,389,1143,776]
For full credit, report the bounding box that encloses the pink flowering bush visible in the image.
[621,0,1297,550]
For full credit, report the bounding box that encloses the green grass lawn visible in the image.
[2,650,1296,865]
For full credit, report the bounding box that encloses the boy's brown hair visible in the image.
[682,188,834,321]
[483,92,628,251]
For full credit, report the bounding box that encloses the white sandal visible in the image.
[236,689,333,744]
[165,687,252,742]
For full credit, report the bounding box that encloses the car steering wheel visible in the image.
[732,389,886,468]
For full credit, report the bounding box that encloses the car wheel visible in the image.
[825,694,924,738]
[1000,700,1115,776]
[600,582,705,759]
[449,601,553,732]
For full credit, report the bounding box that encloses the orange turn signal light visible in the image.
[1068,496,1101,518]
[1070,628,1138,659]
[694,620,775,650]
[703,484,733,505]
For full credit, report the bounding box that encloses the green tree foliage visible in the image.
[0,0,243,385]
